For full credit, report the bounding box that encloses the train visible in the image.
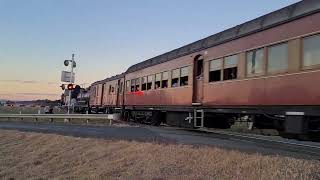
[88,0,320,138]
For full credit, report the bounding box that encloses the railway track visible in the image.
[150,125,320,159]
[0,119,319,160]
[186,127,320,159]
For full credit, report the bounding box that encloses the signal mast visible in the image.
[61,54,76,114]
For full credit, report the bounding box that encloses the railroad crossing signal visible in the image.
[67,84,74,90]
[60,84,77,90]
[60,84,74,90]
[60,84,65,90]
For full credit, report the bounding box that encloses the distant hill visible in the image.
[17,99,61,106]
[0,99,60,106]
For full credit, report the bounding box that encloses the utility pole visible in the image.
[67,54,75,114]
[61,54,76,114]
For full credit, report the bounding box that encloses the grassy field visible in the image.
[0,106,66,114]
[0,130,319,180]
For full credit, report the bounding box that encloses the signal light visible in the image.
[67,84,74,90]
[60,84,65,90]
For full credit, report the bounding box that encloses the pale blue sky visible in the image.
[0,0,300,100]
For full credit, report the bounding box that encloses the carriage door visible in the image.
[100,83,105,106]
[116,80,121,107]
[192,55,204,105]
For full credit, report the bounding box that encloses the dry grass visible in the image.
[0,130,319,180]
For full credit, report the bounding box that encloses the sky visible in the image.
[0,0,300,101]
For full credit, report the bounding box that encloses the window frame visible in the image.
[130,79,136,92]
[141,76,147,91]
[180,66,189,87]
[147,75,154,90]
[135,78,140,92]
[125,80,130,93]
[267,42,289,75]
[155,73,161,89]
[111,86,115,93]
[108,84,112,95]
[161,71,169,88]
[223,55,238,81]
[302,34,320,70]
[209,58,223,82]
[119,81,123,93]
[246,48,265,77]
[171,68,180,88]
[208,55,238,83]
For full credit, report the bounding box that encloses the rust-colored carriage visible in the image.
[90,0,320,136]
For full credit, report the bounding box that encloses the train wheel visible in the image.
[150,111,163,126]
[123,111,130,121]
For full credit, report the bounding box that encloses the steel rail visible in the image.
[198,128,320,150]
[1,114,319,152]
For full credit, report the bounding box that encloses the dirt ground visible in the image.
[0,130,319,180]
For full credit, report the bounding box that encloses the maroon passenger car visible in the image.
[90,0,320,137]
[90,74,125,113]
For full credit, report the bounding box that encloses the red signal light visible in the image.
[67,84,74,90]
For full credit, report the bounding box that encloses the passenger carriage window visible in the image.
[125,80,130,92]
[171,69,180,87]
[223,55,238,80]
[197,60,203,77]
[119,81,123,93]
[196,55,204,78]
[111,86,114,93]
[135,78,140,91]
[161,71,168,88]
[130,79,135,92]
[268,43,288,73]
[247,49,264,76]
[116,82,119,93]
[180,66,189,86]
[108,85,112,95]
[209,59,222,82]
[147,75,153,90]
[303,34,320,67]
[141,77,147,91]
[155,73,161,89]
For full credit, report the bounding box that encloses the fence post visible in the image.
[64,118,69,123]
